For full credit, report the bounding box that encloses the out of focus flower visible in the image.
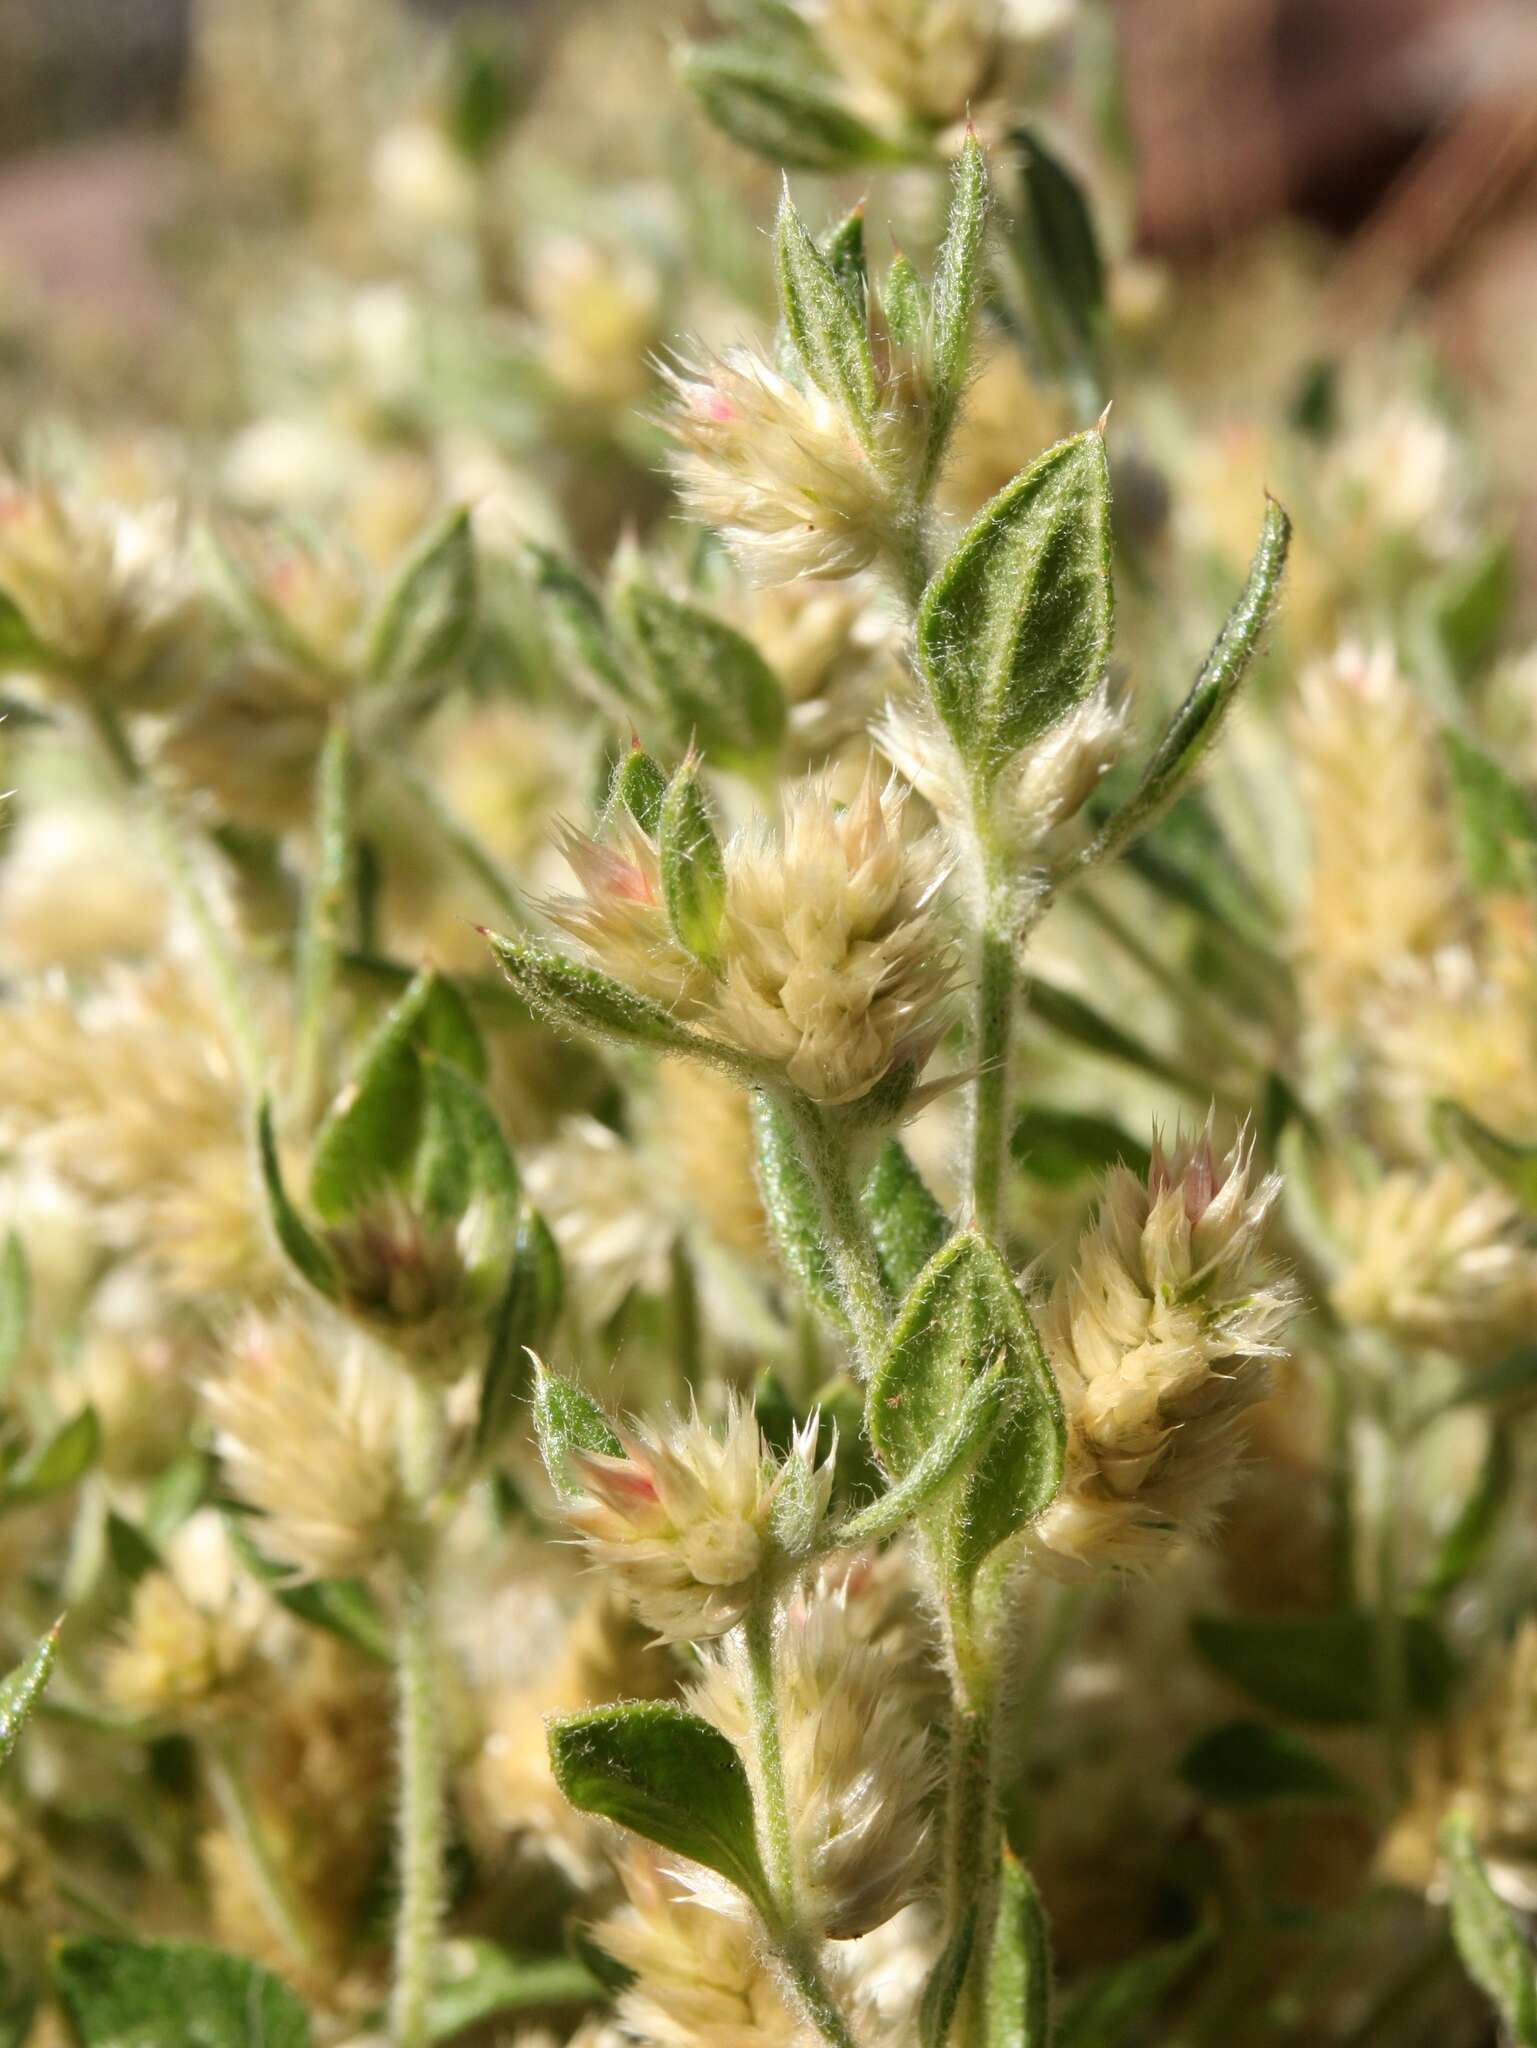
[661,348,899,584]
[1326,1161,1537,1362]
[1293,642,1464,1024]
[103,1514,266,1723]
[527,236,663,409]
[1033,1126,1298,1573]
[0,798,168,972]
[560,1390,832,1641]
[0,485,208,712]
[371,120,477,236]
[205,1309,410,1579]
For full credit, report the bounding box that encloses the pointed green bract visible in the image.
[1443,1813,1537,2045]
[308,971,438,1221]
[0,1626,59,1770]
[478,1204,565,1453]
[775,186,878,434]
[884,252,929,356]
[531,1364,621,1504]
[822,204,868,312]
[485,933,708,1058]
[868,1232,1064,1583]
[925,133,990,475]
[917,430,1113,776]
[548,1703,770,1911]
[256,1100,339,1297]
[659,756,727,971]
[367,505,477,688]
[607,743,669,839]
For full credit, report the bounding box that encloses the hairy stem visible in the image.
[87,701,265,1087]
[206,1743,318,1972]
[744,1602,862,2048]
[390,1379,447,2048]
[1370,1380,1409,1805]
[773,1089,890,1373]
[969,850,1016,1243]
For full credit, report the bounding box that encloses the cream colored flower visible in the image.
[0,799,168,973]
[205,1309,410,1579]
[103,1517,267,1724]
[1373,917,1537,1144]
[0,484,208,710]
[544,764,954,1107]
[527,235,663,409]
[561,1390,832,1642]
[661,347,898,585]
[1327,1161,1537,1362]
[1293,642,1464,1025]
[1033,1126,1298,1572]
[0,965,270,1300]
[689,1557,937,1938]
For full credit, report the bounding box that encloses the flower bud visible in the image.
[560,1393,832,1641]
[1032,1125,1298,1573]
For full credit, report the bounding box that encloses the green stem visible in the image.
[292,710,353,1123]
[969,851,1016,1243]
[206,1744,317,1972]
[744,1602,861,2048]
[85,702,265,1087]
[393,757,528,930]
[390,1378,447,2048]
[773,1089,890,1374]
[1370,1380,1409,1805]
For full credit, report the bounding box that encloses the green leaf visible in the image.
[1178,1720,1357,1807]
[861,1140,949,1297]
[926,132,990,470]
[308,971,440,1221]
[615,582,785,767]
[532,1364,621,1504]
[606,743,670,839]
[1418,1428,1514,1607]
[255,1101,338,1297]
[528,547,643,713]
[0,592,44,667]
[367,506,477,687]
[225,1519,391,1662]
[1433,537,1515,687]
[53,1937,313,2048]
[1191,1611,1459,1726]
[9,1408,98,1506]
[484,934,716,1059]
[0,1233,28,1389]
[0,1625,59,1769]
[549,1702,769,1908]
[1011,1105,1150,1186]
[775,185,878,433]
[868,1232,1064,1583]
[1005,126,1106,395]
[447,41,517,166]
[1088,498,1290,866]
[985,1853,1052,2048]
[1053,1926,1211,2048]
[658,755,727,971]
[1442,730,1537,893]
[107,1512,163,1585]
[822,205,868,313]
[413,1060,519,1228]
[478,1203,564,1454]
[423,1938,598,2041]
[1434,1100,1537,1210]
[682,44,891,171]
[414,975,489,1082]
[1435,1345,1537,1412]
[916,429,1113,776]
[1442,1811,1537,2045]
[750,1092,851,1339]
[1025,978,1201,1096]
[835,1357,1017,1552]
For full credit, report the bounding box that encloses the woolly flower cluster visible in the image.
[690,1555,937,1939]
[660,348,897,585]
[876,679,1125,872]
[560,1392,833,1641]
[1293,641,1463,1023]
[1326,1162,1537,1363]
[204,1309,410,1579]
[0,482,208,709]
[547,764,954,1105]
[1033,1127,1298,1572]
